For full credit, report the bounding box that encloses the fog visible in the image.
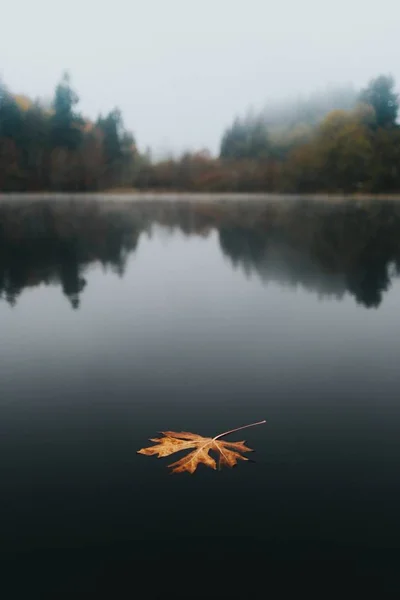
[1,0,398,154]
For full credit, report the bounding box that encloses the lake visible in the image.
[1,196,400,596]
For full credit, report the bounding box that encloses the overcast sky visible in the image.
[1,0,398,155]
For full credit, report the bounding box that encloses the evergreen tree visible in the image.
[51,72,82,149]
[360,75,399,128]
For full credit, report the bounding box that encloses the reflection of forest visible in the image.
[1,198,400,309]
[0,201,141,308]
[217,201,400,307]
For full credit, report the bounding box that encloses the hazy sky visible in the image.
[1,0,398,155]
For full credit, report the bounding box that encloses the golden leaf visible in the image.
[137,420,266,474]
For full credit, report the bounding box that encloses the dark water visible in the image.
[1,197,400,596]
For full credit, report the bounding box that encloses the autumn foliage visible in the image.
[136,75,400,194]
[1,73,400,193]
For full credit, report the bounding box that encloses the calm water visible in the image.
[1,197,400,595]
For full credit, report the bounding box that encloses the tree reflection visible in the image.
[1,198,400,310]
[217,201,400,308]
[0,201,140,309]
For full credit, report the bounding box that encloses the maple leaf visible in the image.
[137,420,266,474]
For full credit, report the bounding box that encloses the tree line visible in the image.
[0,73,399,193]
[0,73,137,191]
[142,75,400,193]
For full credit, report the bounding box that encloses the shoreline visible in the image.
[1,191,400,203]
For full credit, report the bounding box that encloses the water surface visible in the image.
[1,197,400,594]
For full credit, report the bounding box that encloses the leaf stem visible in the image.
[213,420,266,440]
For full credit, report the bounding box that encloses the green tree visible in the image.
[368,128,400,191]
[0,82,23,140]
[285,108,374,193]
[97,109,123,162]
[97,108,136,187]
[51,72,82,149]
[360,75,399,128]
[220,118,248,159]
[220,117,269,159]
[21,102,51,189]
[0,82,24,189]
[315,109,373,192]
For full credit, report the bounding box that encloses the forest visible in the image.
[0,73,399,193]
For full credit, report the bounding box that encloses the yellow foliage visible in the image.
[13,94,33,111]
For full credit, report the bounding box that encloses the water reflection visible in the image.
[218,201,400,307]
[0,201,140,308]
[1,197,400,309]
